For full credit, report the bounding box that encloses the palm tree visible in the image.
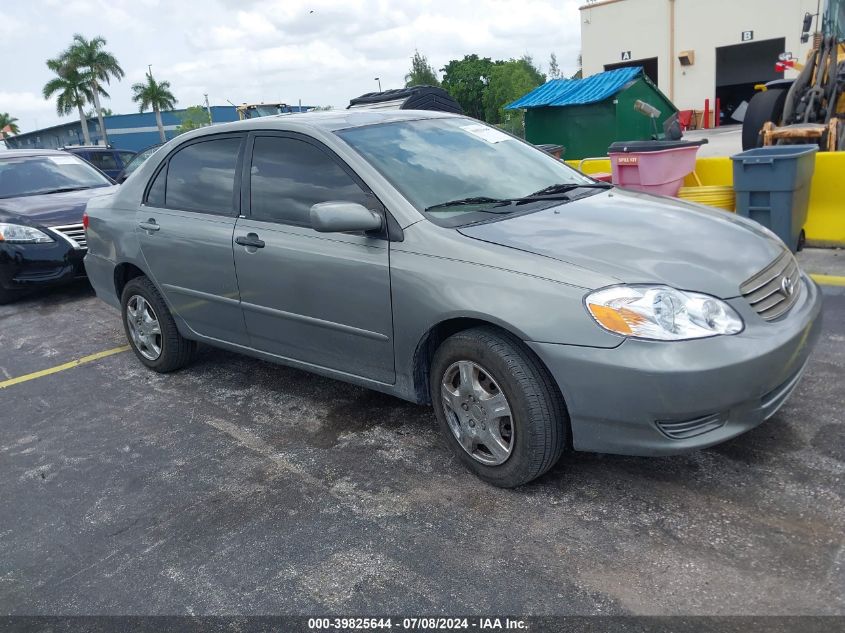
[0,113,20,137]
[131,72,177,142]
[65,34,124,145]
[42,58,94,145]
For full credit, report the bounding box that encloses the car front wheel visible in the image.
[121,276,196,372]
[430,327,568,488]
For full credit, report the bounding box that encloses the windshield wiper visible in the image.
[526,182,613,197]
[425,184,612,215]
[425,196,510,212]
[30,186,92,195]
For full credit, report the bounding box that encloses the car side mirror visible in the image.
[310,201,383,233]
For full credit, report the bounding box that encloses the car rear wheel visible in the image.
[121,276,196,372]
[430,327,567,488]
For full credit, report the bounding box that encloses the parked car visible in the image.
[84,111,822,487]
[0,149,114,303]
[114,144,163,183]
[65,146,136,180]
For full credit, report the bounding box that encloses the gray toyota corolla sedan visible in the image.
[83,110,822,487]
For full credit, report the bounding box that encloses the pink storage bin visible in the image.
[608,140,706,196]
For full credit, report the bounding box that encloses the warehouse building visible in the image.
[6,104,311,153]
[580,0,818,122]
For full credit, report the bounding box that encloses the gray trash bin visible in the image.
[731,145,817,252]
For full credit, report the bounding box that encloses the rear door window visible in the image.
[146,164,166,207]
[164,137,242,215]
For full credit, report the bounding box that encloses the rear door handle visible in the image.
[138,219,160,232]
[235,233,265,249]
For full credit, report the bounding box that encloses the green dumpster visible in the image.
[506,67,678,160]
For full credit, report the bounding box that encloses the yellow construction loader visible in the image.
[742,0,845,150]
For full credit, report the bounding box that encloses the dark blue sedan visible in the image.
[0,149,115,303]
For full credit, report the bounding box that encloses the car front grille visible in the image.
[50,224,87,250]
[740,250,801,321]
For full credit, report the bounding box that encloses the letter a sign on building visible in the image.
[621,51,632,61]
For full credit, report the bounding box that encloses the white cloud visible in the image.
[2,0,582,134]
[0,91,57,117]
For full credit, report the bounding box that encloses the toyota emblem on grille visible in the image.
[781,276,794,296]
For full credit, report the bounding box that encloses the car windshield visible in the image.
[0,154,112,199]
[336,117,597,226]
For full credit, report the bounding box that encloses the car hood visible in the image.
[457,188,785,298]
[0,186,116,227]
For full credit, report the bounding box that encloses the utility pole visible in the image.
[148,64,153,78]
[204,93,213,124]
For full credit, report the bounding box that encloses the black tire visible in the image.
[0,287,21,305]
[429,327,568,488]
[742,89,787,150]
[120,276,196,372]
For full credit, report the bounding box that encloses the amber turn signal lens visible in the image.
[587,304,650,336]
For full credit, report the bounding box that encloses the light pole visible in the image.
[204,93,213,124]
[374,77,382,91]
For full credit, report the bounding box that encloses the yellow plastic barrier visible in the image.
[567,154,845,247]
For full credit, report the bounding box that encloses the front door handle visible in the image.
[138,219,160,232]
[235,233,265,249]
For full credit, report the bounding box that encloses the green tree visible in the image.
[520,54,546,85]
[176,105,210,134]
[85,107,113,118]
[440,54,495,120]
[405,50,440,87]
[131,71,177,142]
[64,34,124,145]
[482,58,546,131]
[42,58,94,145]
[0,113,20,136]
[548,53,560,79]
[571,52,583,80]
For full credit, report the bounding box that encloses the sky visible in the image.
[1,0,583,134]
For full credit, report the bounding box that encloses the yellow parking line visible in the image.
[810,273,845,287]
[0,345,130,390]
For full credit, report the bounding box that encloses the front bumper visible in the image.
[528,273,823,456]
[0,239,86,292]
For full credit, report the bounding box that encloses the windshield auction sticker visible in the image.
[461,123,512,143]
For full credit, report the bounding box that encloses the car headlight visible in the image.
[0,223,55,244]
[586,285,743,341]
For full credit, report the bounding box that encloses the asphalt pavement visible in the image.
[1,280,843,616]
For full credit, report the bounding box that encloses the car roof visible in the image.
[65,146,128,153]
[182,109,461,138]
[0,148,75,159]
